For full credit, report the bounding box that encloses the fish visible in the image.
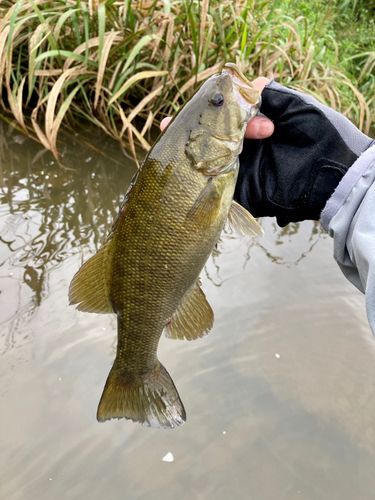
[68,63,263,429]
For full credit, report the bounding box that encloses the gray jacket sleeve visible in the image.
[320,144,375,335]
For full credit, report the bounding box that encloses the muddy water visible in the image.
[1,124,375,500]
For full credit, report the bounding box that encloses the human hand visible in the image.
[235,80,374,227]
[160,77,274,140]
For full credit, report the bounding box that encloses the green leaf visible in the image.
[122,34,154,74]
[98,4,106,67]
[188,3,198,62]
[112,34,158,95]
[82,2,89,68]
[34,50,97,67]
[27,0,58,52]
[109,70,168,105]
[240,24,247,57]
[6,0,25,57]
[55,8,80,33]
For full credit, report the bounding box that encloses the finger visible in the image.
[252,77,270,93]
[244,77,273,139]
[160,117,172,131]
[245,116,274,139]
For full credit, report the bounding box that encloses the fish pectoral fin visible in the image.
[97,361,186,429]
[68,238,114,314]
[227,200,264,237]
[165,280,214,341]
[187,177,222,224]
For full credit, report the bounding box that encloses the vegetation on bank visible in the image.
[0,0,374,164]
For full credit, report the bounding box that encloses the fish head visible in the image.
[185,63,261,175]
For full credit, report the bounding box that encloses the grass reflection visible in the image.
[0,123,137,350]
[205,220,327,288]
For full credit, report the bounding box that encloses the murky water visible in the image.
[1,123,375,500]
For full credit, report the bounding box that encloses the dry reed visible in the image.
[0,0,373,164]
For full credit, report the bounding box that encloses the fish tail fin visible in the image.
[96,361,186,429]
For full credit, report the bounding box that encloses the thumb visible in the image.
[244,77,274,139]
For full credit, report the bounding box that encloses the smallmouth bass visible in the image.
[69,63,263,428]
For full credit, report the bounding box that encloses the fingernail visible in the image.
[256,118,273,138]
[160,117,172,131]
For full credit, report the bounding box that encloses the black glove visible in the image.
[235,80,375,227]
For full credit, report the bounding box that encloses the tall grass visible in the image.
[0,0,374,165]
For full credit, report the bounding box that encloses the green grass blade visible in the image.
[212,8,226,61]
[55,8,80,33]
[82,2,89,68]
[109,70,168,105]
[34,50,97,67]
[6,0,25,57]
[70,9,81,45]
[98,3,106,67]
[121,34,155,76]
[187,1,198,68]
[27,0,58,52]
[240,23,247,58]
[111,34,158,96]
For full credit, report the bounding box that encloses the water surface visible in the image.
[1,124,375,500]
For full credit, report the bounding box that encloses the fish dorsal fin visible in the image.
[165,280,214,341]
[69,238,114,314]
[227,200,264,237]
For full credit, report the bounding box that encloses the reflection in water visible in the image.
[0,123,137,354]
[245,220,327,268]
[206,220,327,287]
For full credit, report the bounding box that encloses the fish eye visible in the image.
[210,92,224,107]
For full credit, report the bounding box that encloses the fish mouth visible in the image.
[222,62,261,116]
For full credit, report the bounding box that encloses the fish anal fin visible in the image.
[165,281,214,341]
[227,200,264,237]
[97,362,186,429]
[68,239,114,314]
